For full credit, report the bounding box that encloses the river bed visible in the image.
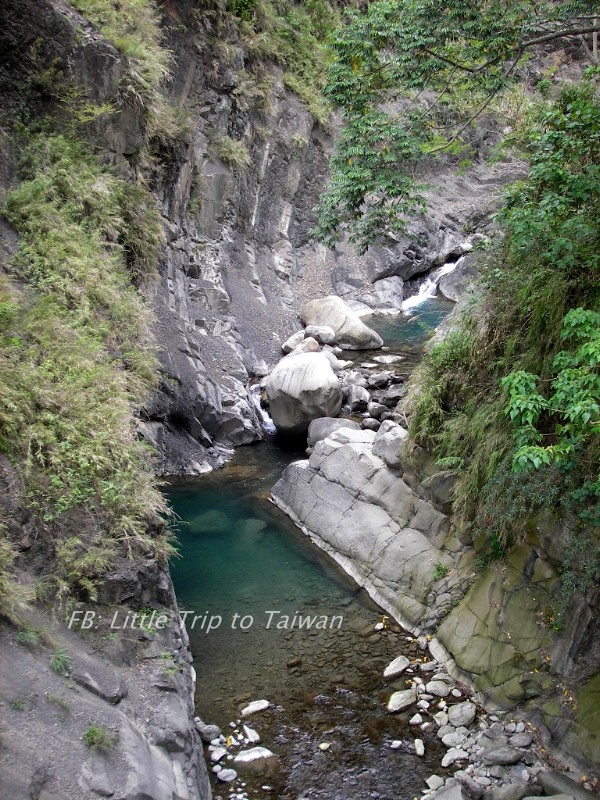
[169,298,454,799]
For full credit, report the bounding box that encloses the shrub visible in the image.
[50,646,72,675]
[83,724,116,751]
[14,626,42,650]
[1,133,173,602]
[211,135,252,169]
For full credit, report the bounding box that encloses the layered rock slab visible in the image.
[271,426,451,630]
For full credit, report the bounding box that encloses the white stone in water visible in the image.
[441,748,469,768]
[229,722,237,729]
[318,742,331,751]
[374,622,385,631]
[233,747,277,765]
[387,688,417,712]
[451,689,462,698]
[418,700,430,710]
[383,655,411,680]
[210,738,221,746]
[216,768,237,782]
[442,731,467,748]
[390,740,403,750]
[426,776,445,791]
[211,747,227,763]
[241,700,270,717]
[243,725,260,744]
[415,738,425,757]
[212,765,221,773]
[409,713,423,725]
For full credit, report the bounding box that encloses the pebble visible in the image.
[415,738,425,757]
[451,688,462,698]
[409,713,423,725]
[418,700,430,710]
[390,740,403,750]
[318,742,331,751]
[515,722,525,733]
[509,732,533,748]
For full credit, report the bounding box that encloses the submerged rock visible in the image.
[387,687,417,712]
[241,699,270,717]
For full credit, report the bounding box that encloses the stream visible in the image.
[169,296,455,800]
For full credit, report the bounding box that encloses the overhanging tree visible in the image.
[313,0,600,252]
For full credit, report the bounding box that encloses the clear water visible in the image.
[168,294,454,799]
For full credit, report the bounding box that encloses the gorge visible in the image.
[0,2,598,800]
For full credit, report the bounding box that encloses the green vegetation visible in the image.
[314,0,600,251]
[0,132,172,603]
[211,135,252,169]
[9,698,26,711]
[47,693,71,713]
[408,82,599,592]
[14,626,42,650]
[69,0,174,137]
[50,646,73,675]
[83,723,116,751]
[432,563,449,581]
[198,0,343,125]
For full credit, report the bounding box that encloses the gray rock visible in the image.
[426,679,452,697]
[72,670,127,704]
[80,753,114,797]
[241,699,270,717]
[301,296,383,350]
[438,254,478,302]
[387,688,418,712]
[362,418,381,431]
[307,417,361,447]
[509,732,533,748]
[426,775,446,791]
[441,748,470,767]
[482,745,522,766]
[233,747,278,773]
[367,401,388,419]
[196,722,222,743]
[537,771,599,800]
[383,655,410,680]
[483,783,541,800]
[216,768,237,782]
[305,324,336,345]
[288,336,321,356]
[282,331,305,353]
[372,421,409,469]
[345,384,370,412]
[266,353,342,434]
[448,701,477,728]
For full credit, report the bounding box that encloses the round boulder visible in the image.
[265,353,343,435]
[301,296,383,350]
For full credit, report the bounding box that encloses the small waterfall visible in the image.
[401,257,463,314]
[248,382,277,436]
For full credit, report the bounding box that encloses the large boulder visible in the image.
[301,296,383,350]
[265,353,343,435]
